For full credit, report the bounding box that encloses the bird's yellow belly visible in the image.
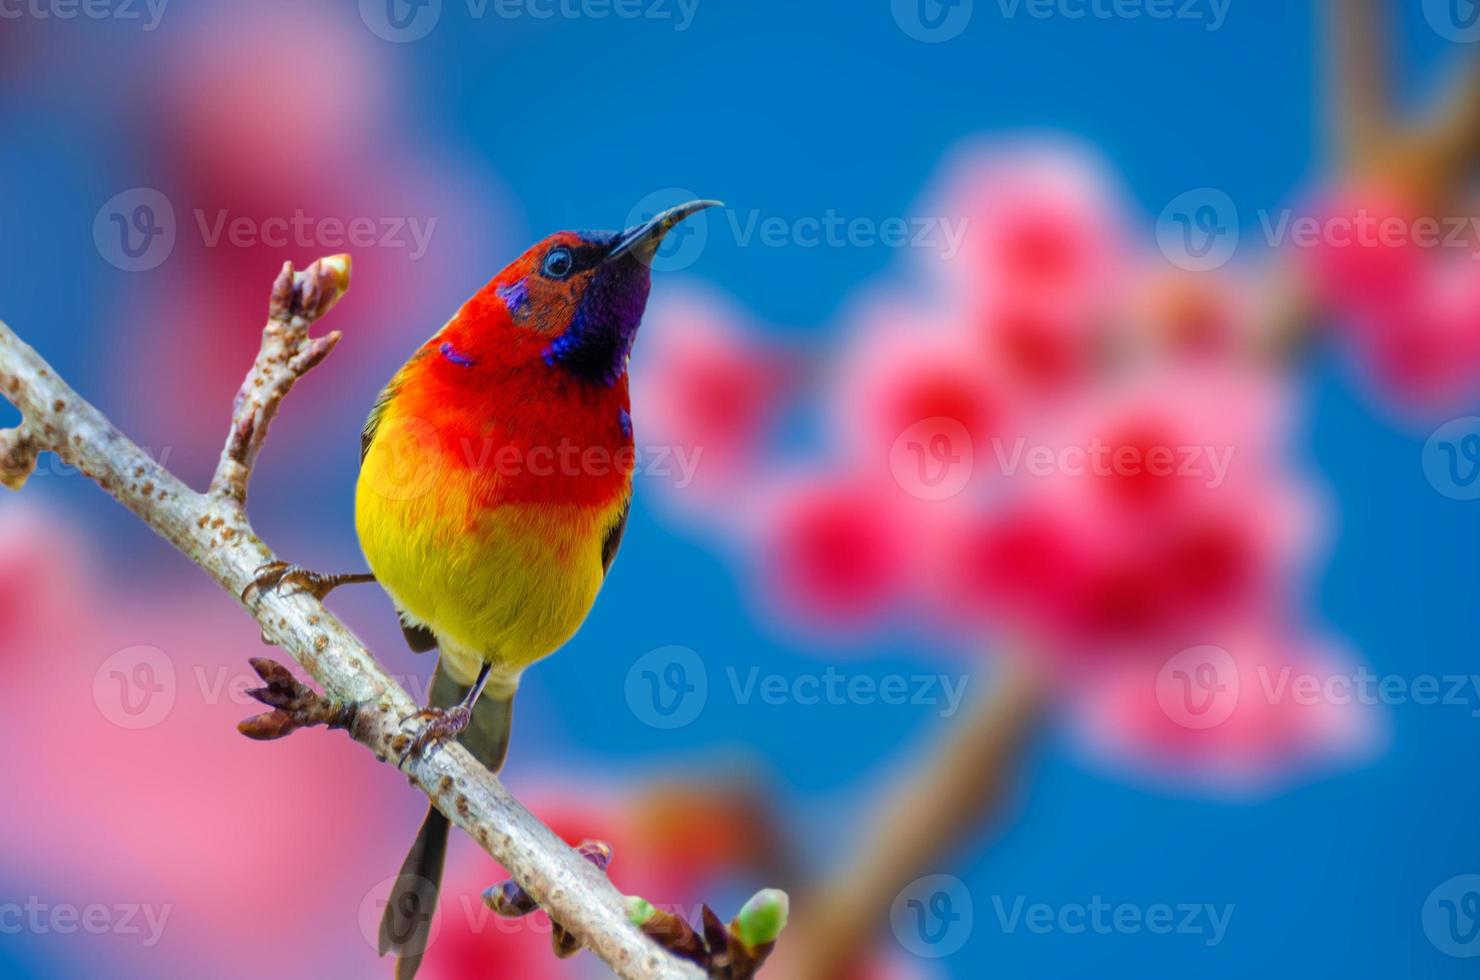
[354,451,625,688]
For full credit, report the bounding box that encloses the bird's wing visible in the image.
[361,379,402,465]
[401,622,439,653]
[601,498,630,575]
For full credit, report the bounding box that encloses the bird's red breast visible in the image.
[372,261,637,513]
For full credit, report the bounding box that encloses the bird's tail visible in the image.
[378,660,514,980]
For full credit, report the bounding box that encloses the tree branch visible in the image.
[1325,0,1390,171]
[0,257,705,980]
[779,656,1046,979]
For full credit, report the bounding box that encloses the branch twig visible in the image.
[780,656,1046,979]
[1325,0,1389,171]
[0,257,704,980]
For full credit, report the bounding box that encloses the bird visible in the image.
[246,200,720,979]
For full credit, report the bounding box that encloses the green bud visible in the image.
[626,896,658,927]
[734,888,789,948]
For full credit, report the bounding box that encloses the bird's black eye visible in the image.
[542,247,575,280]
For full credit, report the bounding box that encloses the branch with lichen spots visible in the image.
[0,257,712,980]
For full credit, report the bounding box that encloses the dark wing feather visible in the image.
[401,622,439,653]
[601,499,631,575]
[361,347,431,464]
[361,379,401,464]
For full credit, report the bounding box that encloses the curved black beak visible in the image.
[607,199,723,265]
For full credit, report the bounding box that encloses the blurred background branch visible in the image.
[781,655,1047,979]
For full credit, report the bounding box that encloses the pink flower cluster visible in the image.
[635,140,1388,792]
[1304,183,1480,413]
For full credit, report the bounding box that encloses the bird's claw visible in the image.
[401,705,473,761]
[242,562,340,603]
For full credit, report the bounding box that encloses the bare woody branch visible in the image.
[1325,0,1390,170]
[779,656,1046,980]
[1323,0,1480,206]
[210,258,346,506]
[0,257,705,980]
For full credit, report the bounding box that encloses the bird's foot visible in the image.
[242,562,375,604]
[401,704,474,761]
[486,841,614,959]
[237,658,359,740]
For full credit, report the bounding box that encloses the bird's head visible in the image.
[477,200,721,387]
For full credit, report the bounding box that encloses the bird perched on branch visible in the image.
[246,200,719,979]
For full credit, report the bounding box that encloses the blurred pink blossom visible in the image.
[924,140,1128,320]
[0,500,91,665]
[1302,183,1480,413]
[0,501,386,975]
[660,139,1375,791]
[635,288,796,511]
[830,302,1006,484]
[1071,626,1379,795]
[750,473,917,634]
[104,1,508,477]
